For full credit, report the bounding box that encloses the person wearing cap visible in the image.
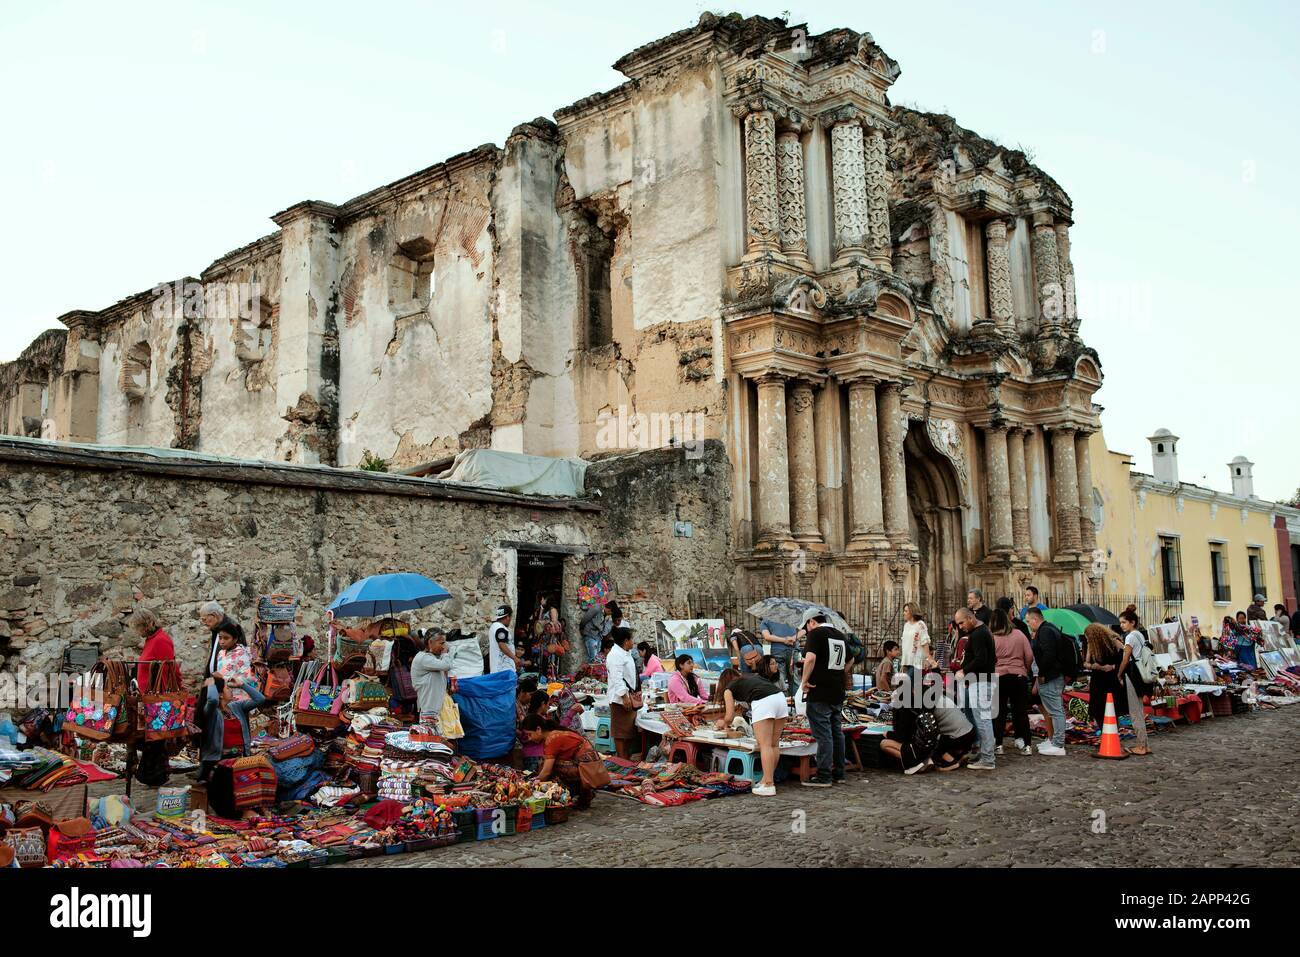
[1246,595,1268,622]
[488,604,519,674]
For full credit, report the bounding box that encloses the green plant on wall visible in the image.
[359,450,389,473]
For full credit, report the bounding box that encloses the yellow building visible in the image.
[1091,427,1300,629]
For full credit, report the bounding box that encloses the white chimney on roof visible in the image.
[1229,455,1255,498]
[1148,428,1179,484]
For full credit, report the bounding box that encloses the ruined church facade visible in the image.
[0,15,1105,607]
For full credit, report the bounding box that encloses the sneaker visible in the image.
[801,778,833,788]
[832,775,847,785]
[1036,743,1067,756]
[904,761,928,775]
[1014,738,1026,749]
[995,745,1004,756]
[1018,743,1032,755]
[752,783,776,797]
[966,760,996,771]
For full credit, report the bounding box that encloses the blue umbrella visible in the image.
[327,573,451,619]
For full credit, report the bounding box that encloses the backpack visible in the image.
[912,711,939,755]
[842,631,866,665]
[1057,632,1080,682]
[1134,635,1161,685]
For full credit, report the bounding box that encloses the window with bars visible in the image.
[1159,537,1184,602]
[1210,545,1231,603]
[1248,548,1266,599]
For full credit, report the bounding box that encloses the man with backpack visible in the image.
[1026,608,1074,756]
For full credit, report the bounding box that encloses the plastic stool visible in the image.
[593,715,614,754]
[724,749,763,783]
[667,740,700,768]
[708,747,727,773]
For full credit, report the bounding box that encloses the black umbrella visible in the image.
[1066,603,1121,628]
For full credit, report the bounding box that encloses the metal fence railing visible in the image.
[684,589,1182,660]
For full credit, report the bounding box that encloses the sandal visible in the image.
[1124,747,1152,756]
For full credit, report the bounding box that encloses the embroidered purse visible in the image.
[3,826,46,868]
[295,664,345,729]
[343,676,390,711]
[138,660,188,742]
[61,664,123,742]
[47,818,97,860]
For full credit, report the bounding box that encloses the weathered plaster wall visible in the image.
[336,163,496,470]
[196,240,286,459]
[0,439,732,680]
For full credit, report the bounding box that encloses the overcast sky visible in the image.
[2,1,1296,499]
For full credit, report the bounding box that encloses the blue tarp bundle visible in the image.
[453,670,518,760]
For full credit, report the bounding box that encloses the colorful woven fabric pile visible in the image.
[0,747,89,791]
[344,715,404,773]
[3,754,576,869]
[600,756,752,807]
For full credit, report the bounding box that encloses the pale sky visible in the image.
[2,1,1296,499]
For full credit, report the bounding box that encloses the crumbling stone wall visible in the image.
[0,438,731,682]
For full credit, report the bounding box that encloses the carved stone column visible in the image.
[985,219,1014,330]
[787,380,822,545]
[846,377,886,549]
[878,381,910,546]
[1055,222,1078,333]
[1050,426,1082,557]
[755,373,792,545]
[1007,427,1032,559]
[983,424,1013,557]
[739,103,780,258]
[864,125,892,271]
[826,112,869,264]
[776,129,809,263]
[1075,430,1097,553]
[1031,213,1063,334]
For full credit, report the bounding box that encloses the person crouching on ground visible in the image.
[713,658,788,797]
[519,714,610,809]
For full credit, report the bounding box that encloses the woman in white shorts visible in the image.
[714,657,790,797]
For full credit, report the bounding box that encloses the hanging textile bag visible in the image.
[61,663,124,741]
[295,663,345,729]
[262,662,294,702]
[138,661,188,742]
[389,655,416,703]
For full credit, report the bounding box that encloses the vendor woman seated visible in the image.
[199,622,268,781]
[714,661,788,798]
[667,654,709,704]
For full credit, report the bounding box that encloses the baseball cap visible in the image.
[801,609,826,627]
[1254,594,1265,602]
[493,604,512,621]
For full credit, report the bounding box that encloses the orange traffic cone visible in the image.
[1091,692,1128,759]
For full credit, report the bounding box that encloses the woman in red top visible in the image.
[128,607,178,788]
[130,607,176,688]
[520,714,610,809]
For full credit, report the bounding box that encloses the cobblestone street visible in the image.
[344,705,1300,868]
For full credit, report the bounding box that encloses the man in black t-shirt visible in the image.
[954,607,997,770]
[798,611,850,787]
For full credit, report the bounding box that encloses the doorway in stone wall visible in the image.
[515,549,565,666]
[905,423,967,618]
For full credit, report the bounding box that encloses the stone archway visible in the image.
[905,423,966,616]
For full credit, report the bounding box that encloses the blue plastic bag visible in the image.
[453,670,518,760]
